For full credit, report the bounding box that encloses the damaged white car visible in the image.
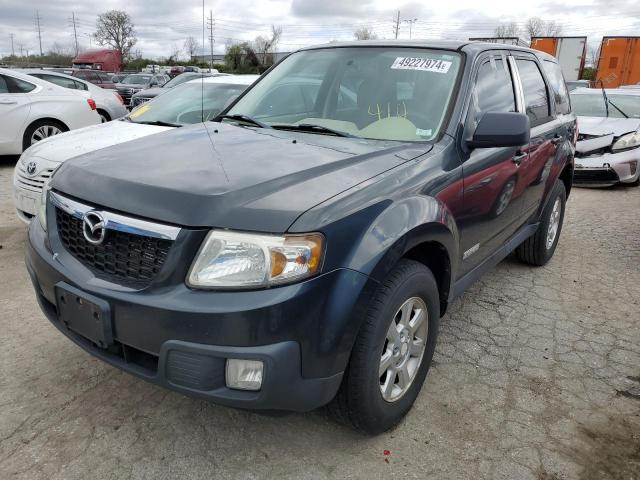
[570,88,640,187]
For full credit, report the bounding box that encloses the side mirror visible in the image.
[467,112,530,149]
[149,80,158,87]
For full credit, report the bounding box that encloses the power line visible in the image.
[403,18,418,39]
[69,13,79,56]
[394,11,400,39]
[35,10,43,56]
[207,10,215,69]
[9,33,15,56]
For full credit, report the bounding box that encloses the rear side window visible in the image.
[542,60,570,115]
[1,75,36,93]
[0,75,8,93]
[466,56,516,133]
[36,74,79,90]
[97,72,111,82]
[516,59,551,126]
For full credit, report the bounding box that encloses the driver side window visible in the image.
[466,56,516,135]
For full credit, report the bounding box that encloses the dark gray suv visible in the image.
[27,41,575,434]
[115,73,170,106]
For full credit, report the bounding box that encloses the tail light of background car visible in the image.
[87,99,97,110]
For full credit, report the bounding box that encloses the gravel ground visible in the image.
[1,156,639,480]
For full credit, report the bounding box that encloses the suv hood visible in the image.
[52,122,427,231]
[577,116,640,136]
[23,120,172,164]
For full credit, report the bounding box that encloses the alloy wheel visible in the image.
[30,125,63,145]
[379,297,428,402]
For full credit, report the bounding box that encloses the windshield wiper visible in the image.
[271,123,358,138]
[217,114,271,129]
[606,99,630,119]
[131,120,182,127]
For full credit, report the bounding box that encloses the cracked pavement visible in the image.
[0,157,638,479]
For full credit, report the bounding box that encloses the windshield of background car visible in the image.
[128,82,249,124]
[163,73,200,88]
[227,47,462,141]
[570,92,640,118]
[122,75,152,85]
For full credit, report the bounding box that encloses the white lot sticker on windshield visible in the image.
[391,57,452,73]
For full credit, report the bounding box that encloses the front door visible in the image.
[457,53,529,276]
[0,74,32,153]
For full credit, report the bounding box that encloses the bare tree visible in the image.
[253,25,282,66]
[184,36,198,60]
[587,44,601,67]
[524,17,545,39]
[94,10,137,61]
[354,27,378,40]
[168,43,182,62]
[544,20,563,36]
[494,22,520,38]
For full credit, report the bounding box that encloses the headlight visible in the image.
[187,230,324,289]
[38,185,50,231]
[612,132,640,152]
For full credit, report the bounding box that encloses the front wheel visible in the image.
[329,259,440,434]
[22,120,66,151]
[515,179,567,266]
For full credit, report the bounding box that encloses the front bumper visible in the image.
[574,148,640,186]
[26,220,371,411]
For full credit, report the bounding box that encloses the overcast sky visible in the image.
[1,0,638,59]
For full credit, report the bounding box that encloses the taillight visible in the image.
[113,92,124,105]
[87,99,97,110]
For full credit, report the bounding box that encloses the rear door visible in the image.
[0,74,33,153]
[512,55,563,217]
[458,52,529,275]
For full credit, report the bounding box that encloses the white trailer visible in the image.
[530,37,587,81]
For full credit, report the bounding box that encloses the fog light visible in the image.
[226,359,263,391]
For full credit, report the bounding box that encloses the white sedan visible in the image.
[13,74,258,222]
[0,68,101,155]
[19,69,128,123]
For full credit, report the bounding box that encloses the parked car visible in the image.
[115,73,170,106]
[130,72,219,108]
[565,79,591,91]
[19,69,128,123]
[570,87,640,186]
[26,41,574,434]
[71,70,117,90]
[13,75,257,222]
[169,66,186,78]
[111,73,128,84]
[0,68,100,155]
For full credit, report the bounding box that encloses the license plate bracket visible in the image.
[55,282,113,349]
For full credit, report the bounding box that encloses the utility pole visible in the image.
[35,11,43,56]
[18,43,24,57]
[207,10,215,70]
[69,13,79,56]
[9,33,15,56]
[403,18,418,39]
[394,11,400,39]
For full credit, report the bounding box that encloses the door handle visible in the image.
[512,151,527,166]
[551,135,562,145]
[0,99,17,105]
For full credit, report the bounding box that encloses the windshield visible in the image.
[570,93,640,118]
[122,75,152,85]
[227,47,462,141]
[163,73,201,88]
[128,82,249,125]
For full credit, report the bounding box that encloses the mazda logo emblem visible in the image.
[82,211,106,245]
[26,161,37,176]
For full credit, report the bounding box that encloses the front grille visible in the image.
[573,168,619,184]
[16,163,55,194]
[55,207,173,286]
[131,97,150,108]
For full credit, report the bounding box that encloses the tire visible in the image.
[97,109,111,123]
[329,259,440,434]
[22,120,66,151]
[515,180,566,266]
